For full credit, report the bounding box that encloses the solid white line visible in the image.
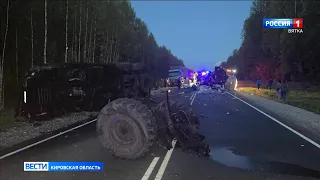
[0,118,98,160]
[141,157,160,180]
[227,92,320,149]
[190,92,197,105]
[154,139,177,180]
[189,92,195,100]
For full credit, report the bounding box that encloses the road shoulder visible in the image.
[0,112,98,158]
[229,90,320,146]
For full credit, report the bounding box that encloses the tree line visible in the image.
[0,0,184,110]
[221,0,320,83]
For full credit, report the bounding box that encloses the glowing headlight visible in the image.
[23,91,27,103]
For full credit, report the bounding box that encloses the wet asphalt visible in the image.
[1,86,320,180]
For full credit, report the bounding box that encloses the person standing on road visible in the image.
[256,78,261,89]
[275,80,282,99]
[177,77,181,90]
[280,80,289,101]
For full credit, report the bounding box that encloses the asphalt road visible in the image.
[1,86,320,180]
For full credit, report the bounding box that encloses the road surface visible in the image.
[1,86,320,180]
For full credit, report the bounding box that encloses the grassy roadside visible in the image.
[237,87,320,114]
[0,109,20,132]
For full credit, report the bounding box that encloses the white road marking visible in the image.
[227,92,320,149]
[154,139,177,180]
[189,92,195,100]
[0,119,98,160]
[141,157,160,180]
[190,92,197,105]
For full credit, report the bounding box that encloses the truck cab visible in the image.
[167,68,182,87]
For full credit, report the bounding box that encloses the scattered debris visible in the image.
[198,86,214,94]
[200,114,208,118]
[33,122,41,127]
[169,173,180,177]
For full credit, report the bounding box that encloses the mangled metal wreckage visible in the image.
[15,62,210,159]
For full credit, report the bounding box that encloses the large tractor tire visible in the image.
[97,98,157,159]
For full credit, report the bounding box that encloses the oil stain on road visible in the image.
[210,147,320,179]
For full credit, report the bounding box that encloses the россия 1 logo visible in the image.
[263,18,303,34]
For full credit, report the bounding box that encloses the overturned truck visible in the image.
[15,62,209,159]
[15,63,152,119]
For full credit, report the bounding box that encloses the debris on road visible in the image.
[198,86,213,94]
[169,172,180,177]
[200,114,208,118]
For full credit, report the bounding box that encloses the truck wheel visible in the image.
[97,98,157,159]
